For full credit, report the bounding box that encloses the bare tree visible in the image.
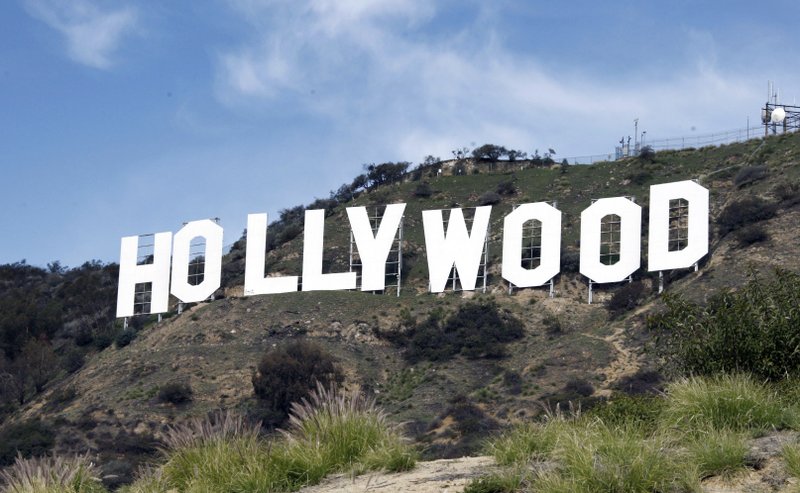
[21,339,58,393]
[0,354,28,406]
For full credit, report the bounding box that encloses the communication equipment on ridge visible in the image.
[763,81,799,135]
[771,107,786,124]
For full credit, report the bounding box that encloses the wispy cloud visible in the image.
[25,0,138,69]
[214,1,797,160]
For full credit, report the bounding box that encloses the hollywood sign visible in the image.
[116,180,708,318]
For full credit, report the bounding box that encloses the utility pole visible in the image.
[634,118,639,153]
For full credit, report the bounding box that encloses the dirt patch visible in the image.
[588,324,641,398]
[298,456,496,493]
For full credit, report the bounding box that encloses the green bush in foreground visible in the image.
[282,383,416,476]
[649,269,800,381]
[124,386,415,492]
[484,374,800,491]
[534,422,698,493]
[0,420,56,467]
[586,393,665,433]
[0,454,105,493]
[487,417,697,492]
[661,374,791,433]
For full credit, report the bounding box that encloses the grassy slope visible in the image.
[7,131,800,480]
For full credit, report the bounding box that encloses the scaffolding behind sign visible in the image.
[187,236,206,286]
[508,202,557,297]
[658,197,692,293]
[132,233,155,316]
[588,197,634,304]
[349,206,404,296]
[439,208,489,293]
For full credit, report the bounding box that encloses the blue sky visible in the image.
[1,0,798,268]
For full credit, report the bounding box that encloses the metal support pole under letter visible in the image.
[396,217,403,297]
[482,224,489,294]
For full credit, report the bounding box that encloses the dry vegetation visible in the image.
[3,132,800,491]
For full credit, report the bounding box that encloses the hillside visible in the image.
[3,132,800,488]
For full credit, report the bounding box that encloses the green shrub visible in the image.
[606,280,646,318]
[660,374,789,433]
[733,165,768,188]
[413,182,433,198]
[563,378,594,397]
[649,269,800,380]
[50,386,78,407]
[156,382,192,405]
[542,314,563,335]
[638,145,656,162]
[587,394,664,432]
[445,400,498,436]
[0,454,106,493]
[716,196,776,236]
[0,420,55,466]
[560,250,580,273]
[472,144,508,161]
[402,300,524,362]
[115,329,136,349]
[61,346,86,373]
[736,224,769,246]
[478,191,501,206]
[495,180,516,196]
[252,340,343,424]
[613,369,664,395]
[625,170,652,185]
[502,370,522,395]
[774,181,800,207]
[92,329,114,350]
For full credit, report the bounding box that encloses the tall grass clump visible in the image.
[156,411,282,492]
[115,467,167,493]
[781,443,800,478]
[281,383,416,475]
[488,415,573,465]
[0,454,106,493]
[533,421,697,493]
[661,374,789,433]
[686,428,748,479]
[488,414,698,492]
[586,393,665,434]
[463,469,526,493]
[126,387,415,492]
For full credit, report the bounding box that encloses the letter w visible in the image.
[422,206,491,292]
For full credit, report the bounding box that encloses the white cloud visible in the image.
[214,1,798,161]
[25,0,138,69]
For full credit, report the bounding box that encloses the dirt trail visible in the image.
[298,456,495,493]
[582,323,640,397]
